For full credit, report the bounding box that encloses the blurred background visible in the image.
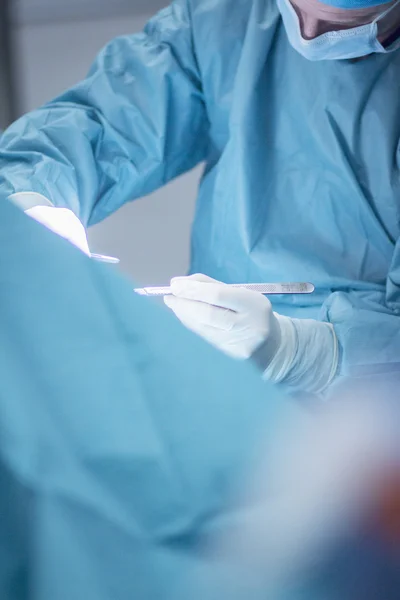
[4,0,202,285]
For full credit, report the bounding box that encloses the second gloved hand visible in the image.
[25,206,90,255]
[165,274,339,393]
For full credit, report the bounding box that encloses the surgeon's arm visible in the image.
[165,254,400,394]
[0,0,207,227]
[165,274,339,394]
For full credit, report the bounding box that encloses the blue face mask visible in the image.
[277,0,400,60]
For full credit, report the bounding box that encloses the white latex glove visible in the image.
[25,206,90,256]
[164,273,282,360]
[165,274,339,393]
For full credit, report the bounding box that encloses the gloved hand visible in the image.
[165,274,339,393]
[25,206,90,256]
[165,273,281,359]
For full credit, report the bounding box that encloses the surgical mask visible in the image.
[277,0,400,60]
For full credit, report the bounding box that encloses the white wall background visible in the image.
[14,10,201,286]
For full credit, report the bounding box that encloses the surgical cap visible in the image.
[319,0,394,9]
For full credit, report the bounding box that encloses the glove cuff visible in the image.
[263,314,339,393]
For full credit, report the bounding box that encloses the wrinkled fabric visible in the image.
[0,199,289,600]
[0,0,400,387]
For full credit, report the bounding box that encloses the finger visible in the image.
[165,299,240,355]
[170,275,231,308]
[164,295,238,331]
[170,276,265,313]
[172,273,219,285]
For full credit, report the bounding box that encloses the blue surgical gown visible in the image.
[0,199,289,599]
[1,206,400,599]
[0,0,400,384]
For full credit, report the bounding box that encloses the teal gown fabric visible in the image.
[0,0,399,385]
[0,200,292,599]
[1,202,400,598]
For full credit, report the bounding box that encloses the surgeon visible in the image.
[1,0,400,394]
